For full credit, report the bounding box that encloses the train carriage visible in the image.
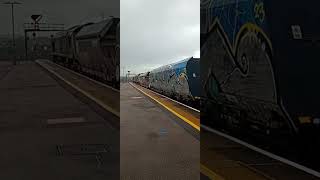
[76,18,120,88]
[201,0,320,145]
[149,57,200,105]
[52,24,88,65]
[138,72,150,88]
[52,30,69,62]
[51,17,120,89]
[132,74,140,84]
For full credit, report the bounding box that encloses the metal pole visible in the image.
[126,73,128,82]
[3,1,21,64]
[11,3,16,64]
[25,31,28,61]
[127,71,130,82]
[11,3,15,47]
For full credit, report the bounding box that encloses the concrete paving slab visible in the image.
[0,62,119,180]
[120,83,199,180]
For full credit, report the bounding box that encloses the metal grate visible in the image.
[56,143,108,156]
[56,144,109,167]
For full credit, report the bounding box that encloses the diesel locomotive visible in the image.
[51,17,120,89]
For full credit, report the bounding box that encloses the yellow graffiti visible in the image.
[235,22,273,54]
[208,18,273,58]
[179,72,188,82]
[254,2,265,23]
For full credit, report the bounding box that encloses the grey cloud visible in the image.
[0,0,119,35]
[121,0,199,75]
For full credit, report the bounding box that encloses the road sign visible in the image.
[31,15,42,22]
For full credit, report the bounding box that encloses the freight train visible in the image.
[201,0,320,167]
[51,17,120,89]
[133,57,201,107]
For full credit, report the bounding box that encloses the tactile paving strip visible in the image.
[46,117,102,128]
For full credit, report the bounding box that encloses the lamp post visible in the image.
[3,1,21,65]
[127,71,130,82]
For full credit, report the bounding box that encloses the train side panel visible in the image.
[186,58,201,99]
[139,72,150,88]
[51,19,120,89]
[76,18,119,88]
[201,0,294,137]
[264,1,320,129]
[149,58,195,101]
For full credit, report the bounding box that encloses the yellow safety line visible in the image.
[130,83,225,179]
[37,61,120,117]
[201,164,225,180]
[130,82,200,131]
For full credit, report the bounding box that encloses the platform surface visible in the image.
[120,83,200,180]
[36,59,119,119]
[0,61,119,180]
[128,83,320,180]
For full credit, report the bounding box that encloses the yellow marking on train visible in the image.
[298,116,312,124]
[37,60,120,117]
[201,164,225,180]
[130,82,200,131]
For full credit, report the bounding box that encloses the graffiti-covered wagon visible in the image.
[201,0,320,142]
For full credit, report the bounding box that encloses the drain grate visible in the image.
[56,144,109,167]
[56,143,109,156]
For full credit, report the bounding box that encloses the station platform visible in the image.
[36,59,119,128]
[201,127,319,180]
[127,83,320,180]
[120,83,199,180]
[0,61,119,180]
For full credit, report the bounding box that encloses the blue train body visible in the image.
[201,0,320,139]
[134,57,200,106]
[201,0,293,138]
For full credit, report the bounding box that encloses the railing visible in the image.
[24,23,65,31]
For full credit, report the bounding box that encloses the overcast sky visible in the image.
[120,0,200,76]
[0,0,119,36]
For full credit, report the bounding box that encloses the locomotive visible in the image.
[51,17,120,89]
[133,57,200,108]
